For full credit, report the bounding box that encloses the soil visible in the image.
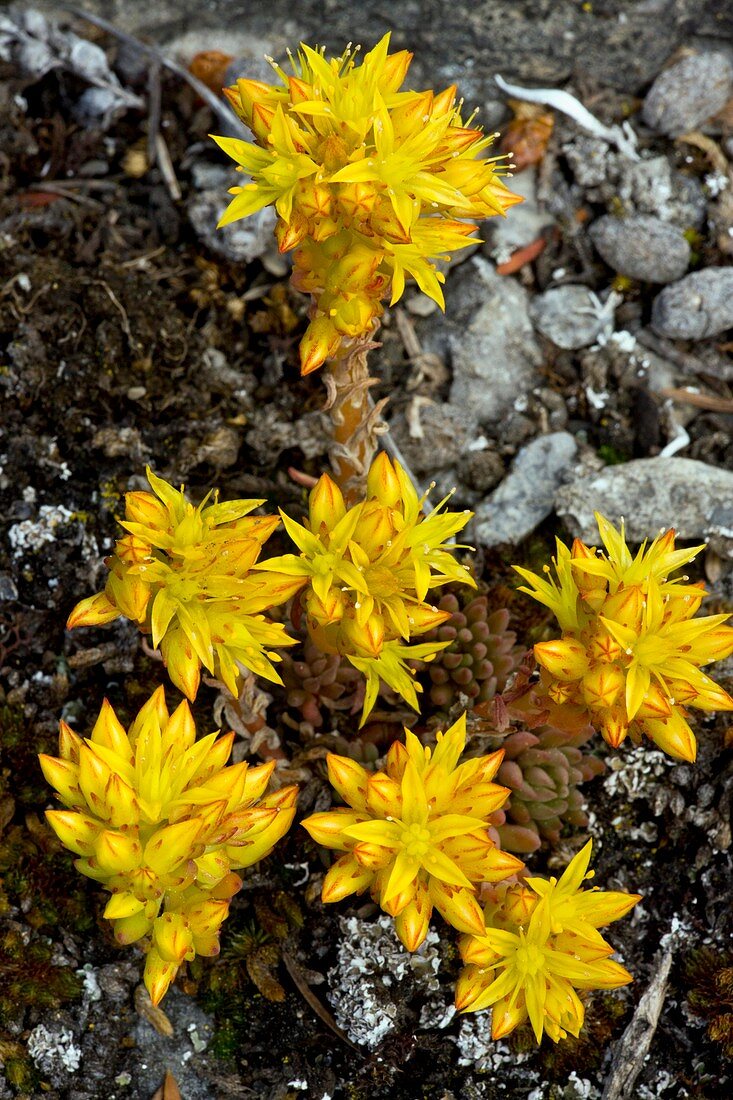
[1,3,733,1099]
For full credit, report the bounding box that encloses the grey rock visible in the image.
[590,215,690,284]
[529,285,609,349]
[643,53,733,136]
[458,448,505,493]
[417,257,541,422]
[474,431,578,546]
[485,167,554,261]
[0,572,18,601]
[387,402,479,475]
[651,268,733,340]
[129,988,215,1100]
[614,155,707,229]
[555,457,733,556]
[188,187,278,264]
[563,134,612,189]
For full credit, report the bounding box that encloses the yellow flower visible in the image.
[67,468,306,700]
[515,513,733,761]
[40,688,297,1004]
[259,452,476,723]
[456,840,640,1043]
[301,713,523,950]
[212,33,521,372]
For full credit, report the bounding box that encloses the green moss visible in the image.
[0,927,82,1028]
[0,704,53,807]
[597,443,629,466]
[0,823,94,933]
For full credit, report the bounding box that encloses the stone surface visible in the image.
[188,181,285,272]
[529,285,609,349]
[474,431,578,547]
[484,167,555,262]
[651,268,733,340]
[613,155,707,230]
[417,256,542,422]
[590,215,690,284]
[35,0,706,94]
[555,457,733,556]
[642,52,733,136]
[387,402,479,475]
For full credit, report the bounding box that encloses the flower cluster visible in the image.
[456,841,639,1042]
[302,713,523,950]
[40,689,297,1004]
[259,453,475,723]
[213,33,521,373]
[68,468,305,700]
[515,513,733,761]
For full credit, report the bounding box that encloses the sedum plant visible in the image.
[455,841,639,1043]
[213,32,519,372]
[421,593,519,711]
[39,689,297,1005]
[515,513,733,761]
[259,452,476,723]
[67,468,305,700]
[302,713,524,950]
[213,33,520,493]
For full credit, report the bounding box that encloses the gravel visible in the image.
[590,215,690,284]
[474,431,578,546]
[529,285,611,349]
[555,457,733,552]
[642,52,733,136]
[651,268,733,340]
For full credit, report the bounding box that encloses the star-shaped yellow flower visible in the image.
[302,713,523,950]
[515,513,733,761]
[212,33,521,372]
[68,468,305,700]
[260,452,476,723]
[40,688,297,1004]
[456,840,640,1043]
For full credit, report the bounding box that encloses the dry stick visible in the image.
[65,6,246,136]
[601,946,674,1100]
[281,949,364,1056]
[659,386,733,414]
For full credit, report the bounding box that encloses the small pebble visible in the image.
[651,268,733,340]
[590,215,690,284]
[529,285,610,349]
[642,52,733,136]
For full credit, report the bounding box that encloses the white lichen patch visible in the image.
[566,1071,601,1099]
[8,504,74,556]
[603,745,672,802]
[453,1015,536,1074]
[327,914,442,1049]
[27,1023,81,1075]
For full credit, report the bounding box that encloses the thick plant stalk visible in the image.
[324,331,388,502]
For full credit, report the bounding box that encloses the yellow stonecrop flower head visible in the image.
[302,713,523,950]
[456,840,640,1043]
[212,33,521,373]
[40,688,297,1005]
[258,452,476,724]
[514,513,733,762]
[67,468,306,701]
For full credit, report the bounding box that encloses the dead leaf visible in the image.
[189,50,234,94]
[151,1070,182,1100]
[134,985,174,1037]
[500,100,554,170]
